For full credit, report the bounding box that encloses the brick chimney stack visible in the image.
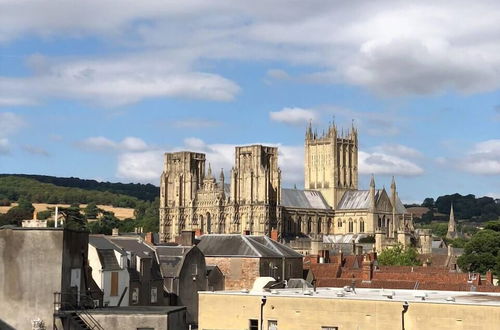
[145,232,155,245]
[362,255,372,281]
[180,230,196,246]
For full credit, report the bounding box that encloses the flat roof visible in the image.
[85,306,186,315]
[200,287,500,307]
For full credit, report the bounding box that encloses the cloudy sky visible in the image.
[0,1,499,203]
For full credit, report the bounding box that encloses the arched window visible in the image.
[307,217,312,233]
[360,219,365,233]
[317,218,321,234]
[287,217,292,232]
[337,218,342,228]
[298,217,302,233]
[348,219,353,233]
[377,216,382,228]
[327,218,332,234]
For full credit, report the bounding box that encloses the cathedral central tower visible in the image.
[304,122,358,208]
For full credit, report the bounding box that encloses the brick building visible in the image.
[197,234,303,289]
[305,252,499,292]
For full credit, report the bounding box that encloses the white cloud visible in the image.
[0,97,37,107]
[0,54,240,107]
[171,119,221,129]
[3,1,500,102]
[22,145,50,157]
[77,136,151,152]
[0,138,9,154]
[117,151,163,181]
[372,144,423,159]
[457,139,500,175]
[359,151,424,176]
[0,112,25,137]
[270,107,317,126]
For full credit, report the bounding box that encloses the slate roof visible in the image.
[108,237,155,258]
[198,234,303,258]
[281,189,331,209]
[224,183,231,196]
[96,249,121,271]
[89,235,126,255]
[155,246,192,278]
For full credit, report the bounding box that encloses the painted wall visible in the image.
[88,245,130,306]
[199,293,500,330]
[88,310,188,330]
[0,228,88,330]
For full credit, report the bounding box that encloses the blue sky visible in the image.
[0,1,499,203]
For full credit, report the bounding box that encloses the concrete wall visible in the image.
[199,293,500,330]
[88,310,188,330]
[0,228,88,329]
[176,246,207,324]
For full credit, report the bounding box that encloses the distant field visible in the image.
[0,203,135,220]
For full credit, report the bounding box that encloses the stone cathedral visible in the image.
[159,123,415,244]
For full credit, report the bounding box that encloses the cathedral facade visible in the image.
[159,123,412,243]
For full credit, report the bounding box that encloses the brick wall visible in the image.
[205,257,260,290]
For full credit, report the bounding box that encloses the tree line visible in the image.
[0,176,143,208]
[0,174,159,202]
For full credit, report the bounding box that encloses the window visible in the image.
[151,287,158,303]
[360,221,365,233]
[110,272,119,296]
[132,288,139,304]
[249,319,258,330]
[348,220,353,233]
[337,219,342,227]
[268,320,278,330]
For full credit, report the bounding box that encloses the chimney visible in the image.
[195,228,203,238]
[180,230,195,246]
[112,228,119,237]
[486,270,494,285]
[271,228,279,241]
[145,232,155,245]
[362,255,372,281]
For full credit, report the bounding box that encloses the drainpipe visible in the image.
[260,296,267,330]
[402,301,409,330]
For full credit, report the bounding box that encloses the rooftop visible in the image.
[201,287,500,307]
[198,234,303,258]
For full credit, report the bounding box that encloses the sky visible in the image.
[0,1,499,203]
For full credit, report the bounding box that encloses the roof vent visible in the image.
[271,289,279,295]
[414,292,427,300]
[343,286,352,292]
[446,296,455,302]
[336,291,345,297]
[303,290,313,296]
[381,291,395,299]
[241,289,249,293]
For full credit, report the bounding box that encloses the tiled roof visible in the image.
[281,189,331,209]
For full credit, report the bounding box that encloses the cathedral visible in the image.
[159,123,414,245]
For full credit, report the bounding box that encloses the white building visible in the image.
[88,235,130,306]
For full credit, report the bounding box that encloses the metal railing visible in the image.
[53,292,104,330]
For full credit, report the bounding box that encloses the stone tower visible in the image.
[304,121,358,208]
[231,145,281,235]
[446,203,458,239]
[159,151,206,242]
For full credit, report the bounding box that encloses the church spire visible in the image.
[207,163,213,178]
[447,203,457,239]
[219,168,224,182]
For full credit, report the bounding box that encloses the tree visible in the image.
[0,198,34,227]
[60,205,87,231]
[377,244,421,266]
[422,198,435,208]
[457,229,500,275]
[484,220,500,232]
[84,202,100,219]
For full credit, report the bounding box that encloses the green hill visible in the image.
[0,174,159,202]
[0,176,143,208]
